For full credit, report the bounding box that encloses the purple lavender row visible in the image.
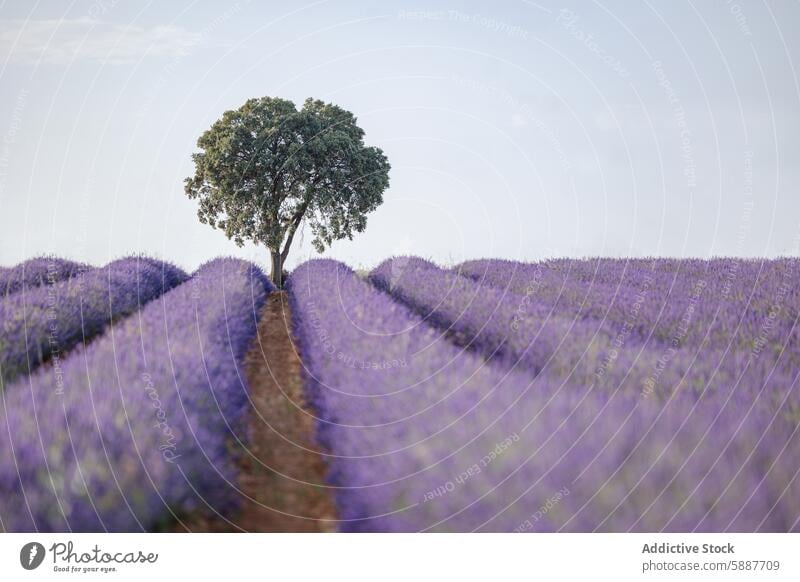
[370,257,634,377]
[469,257,726,289]
[457,257,794,305]
[0,258,271,532]
[403,257,799,409]
[457,257,665,297]
[289,259,800,531]
[378,257,797,377]
[371,258,726,391]
[0,257,188,386]
[0,257,89,298]
[457,258,799,353]
[456,257,697,328]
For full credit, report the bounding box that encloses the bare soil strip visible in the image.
[176,291,336,532]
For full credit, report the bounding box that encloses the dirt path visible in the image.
[177,291,336,532]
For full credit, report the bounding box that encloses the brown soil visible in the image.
[175,291,337,532]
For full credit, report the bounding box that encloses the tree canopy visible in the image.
[184,96,390,286]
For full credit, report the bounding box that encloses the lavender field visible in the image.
[0,255,798,532]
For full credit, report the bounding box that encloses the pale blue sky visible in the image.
[1,0,798,270]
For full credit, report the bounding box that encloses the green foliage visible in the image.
[184,97,390,268]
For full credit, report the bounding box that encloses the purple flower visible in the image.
[1,257,89,298]
[0,257,272,532]
[290,258,800,532]
[1,257,187,385]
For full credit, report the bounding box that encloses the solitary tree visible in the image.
[185,96,390,287]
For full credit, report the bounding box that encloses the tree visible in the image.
[184,96,390,287]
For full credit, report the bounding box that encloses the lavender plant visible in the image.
[0,258,187,386]
[0,257,89,297]
[371,257,630,377]
[456,258,798,353]
[290,258,800,532]
[0,258,271,531]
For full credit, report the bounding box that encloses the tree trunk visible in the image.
[270,249,283,288]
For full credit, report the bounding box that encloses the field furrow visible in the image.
[176,290,336,532]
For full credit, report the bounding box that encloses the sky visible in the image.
[0,0,798,271]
